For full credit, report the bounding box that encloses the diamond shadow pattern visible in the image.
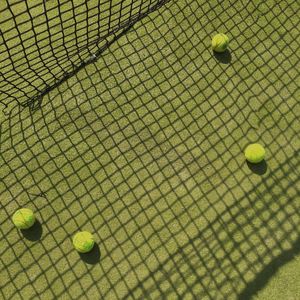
[0,0,299,299]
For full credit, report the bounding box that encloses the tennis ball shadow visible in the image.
[213,49,232,64]
[247,160,268,175]
[21,220,42,241]
[79,243,101,265]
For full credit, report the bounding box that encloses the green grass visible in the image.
[0,0,299,299]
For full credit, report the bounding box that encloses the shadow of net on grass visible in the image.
[0,0,299,299]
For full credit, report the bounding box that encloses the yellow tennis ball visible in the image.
[73,231,95,253]
[212,33,229,53]
[12,208,35,229]
[245,143,266,163]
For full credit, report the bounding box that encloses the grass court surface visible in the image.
[0,0,299,299]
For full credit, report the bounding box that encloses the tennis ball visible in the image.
[73,231,95,253]
[212,33,229,53]
[245,143,266,163]
[12,208,35,229]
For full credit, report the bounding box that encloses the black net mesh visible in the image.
[0,0,299,299]
[0,0,166,108]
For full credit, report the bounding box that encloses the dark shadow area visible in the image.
[79,243,101,265]
[20,220,42,241]
[238,236,300,300]
[247,160,268,175]
[213,49,232,64]
[123,157,299,300]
